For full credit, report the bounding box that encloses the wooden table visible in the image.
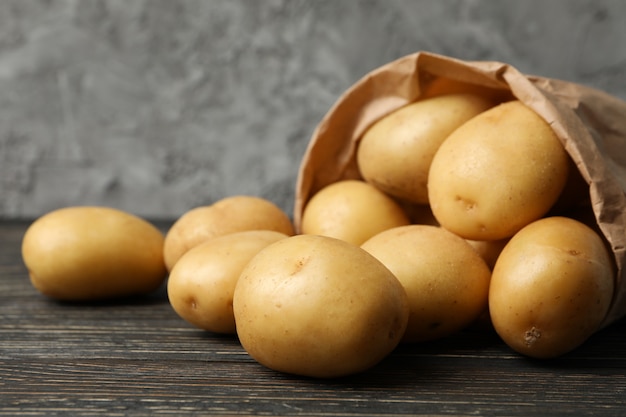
[2,220,626,416]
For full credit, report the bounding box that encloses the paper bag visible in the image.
[294,51,626,327]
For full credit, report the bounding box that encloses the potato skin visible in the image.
[233,234,409,378]
[489,216,615,358]
[357,93,494,204]
[167,230,288,334]
[21,206,167,301]
[428,100,570,241]
[361,225,491,342]
[163,195,295,271]
[465,238,509,271]
[301,180,410,246]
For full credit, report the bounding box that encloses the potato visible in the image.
[163,195,294,271]
[361,225,491,343]
[357,93,494,204]
[465,238,509,271]
[428,100,570,241]
[167,230,288,334]
[489,216,615,358]
[300,180,410,246]
[21,206,167,301]
[233,234,409,378]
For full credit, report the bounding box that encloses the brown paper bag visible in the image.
[294,51,626,327]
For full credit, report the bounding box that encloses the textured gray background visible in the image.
[1,0,625,220]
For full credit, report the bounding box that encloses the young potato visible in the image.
[428,100,570,241]
[167,230,288,334]
[233,234,409,378]
[465,238,509,270]
[489,216,615,358]
[361,225,491,343]
[163,195,294,271]
[300,180,410,246]
[21,206,167,301]
[357,93,494,204]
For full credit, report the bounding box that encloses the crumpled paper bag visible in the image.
[294,51,626,327]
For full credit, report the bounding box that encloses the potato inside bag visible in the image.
[294,51,626,327]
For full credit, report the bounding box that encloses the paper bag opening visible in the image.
[294,51,626,327]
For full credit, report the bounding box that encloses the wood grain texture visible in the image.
[2,221,626,416]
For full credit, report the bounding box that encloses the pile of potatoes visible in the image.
[21,88,617,379]
[299,91,616,362]
[22,196,410,378]
[159,195,410,378]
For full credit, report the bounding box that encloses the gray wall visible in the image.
[2,0,625,220]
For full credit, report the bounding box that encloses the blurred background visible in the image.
[1,0,625,220]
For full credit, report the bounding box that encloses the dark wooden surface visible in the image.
[2,220,626,416]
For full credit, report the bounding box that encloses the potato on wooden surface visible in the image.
[428,100,570,241]
[361,225,491,343]
[163,195,294,271]
[21,206,167,301]
[233,234,409,378]
[167,230,288,334]
[300,180,410,246]
[489,216,615,358]
[357,93,494,204]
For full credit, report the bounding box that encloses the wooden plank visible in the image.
[2,221,626,416]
